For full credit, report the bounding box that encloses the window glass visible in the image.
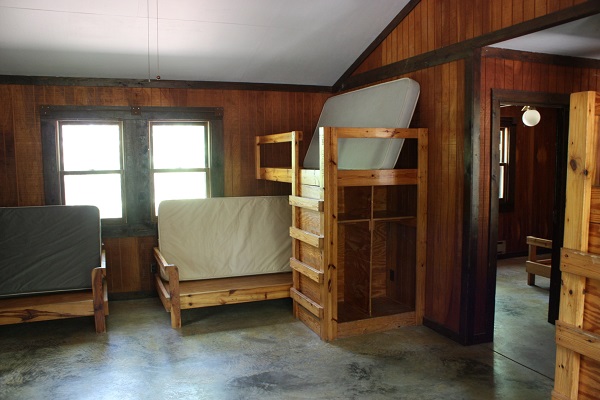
[62,124,121,171]
[64,174,123,218]
[153,172,207,214]
[151,122,209,216]
[60,122,123,220]
[152,124,206,169]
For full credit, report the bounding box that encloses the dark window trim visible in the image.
[41,105,224,238]
[498,116,516,213]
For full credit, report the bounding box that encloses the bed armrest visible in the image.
[91,249,108,333]
[153,247,181,328]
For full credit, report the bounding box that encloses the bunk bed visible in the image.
[255,78,427,340]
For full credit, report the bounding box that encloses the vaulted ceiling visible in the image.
[0,0,410,86]
[0,0,598,87]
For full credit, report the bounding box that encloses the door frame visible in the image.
[488,89,570,332]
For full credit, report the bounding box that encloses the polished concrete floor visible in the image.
[0,257,554,399]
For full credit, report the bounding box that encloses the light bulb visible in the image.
[522,107,541,127]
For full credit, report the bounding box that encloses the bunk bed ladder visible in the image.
[286,130,330,338]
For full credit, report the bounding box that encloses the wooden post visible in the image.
[416,128,428,324]
[554,91,598,400]
[291,131,302,318]
[92,264,106,333]
[168,265,182,329]
[323,127,338,341]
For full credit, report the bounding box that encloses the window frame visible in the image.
[57,120,126,223]
[41,106,224,237]
[498,116,517,213]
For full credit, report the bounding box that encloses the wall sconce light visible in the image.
[522,106,541,127]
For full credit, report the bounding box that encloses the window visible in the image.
[59,122,124,219]
[42,106,224,237]
[499,117,516,212]
[151,122,209,215]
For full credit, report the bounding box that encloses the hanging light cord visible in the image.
[147,0,151,82]
[156,0,160,80]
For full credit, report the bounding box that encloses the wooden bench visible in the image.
[525,236,552,286]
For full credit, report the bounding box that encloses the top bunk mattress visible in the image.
[158,196,292,281]
[303,77,420,170]
[0,205,101,298]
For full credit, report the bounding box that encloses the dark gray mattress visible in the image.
[0,205,101,298]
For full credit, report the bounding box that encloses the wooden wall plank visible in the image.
[0,86,16,206]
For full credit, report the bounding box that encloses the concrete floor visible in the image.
[0,257,554,400]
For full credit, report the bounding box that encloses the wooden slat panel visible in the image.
[298,241,323,271]
[333,127,420,139]
[0,85,16,206]
[337,311,416,339]
[561,248,600,282]
[590,186,600,223]
[338,169,418,187]
[527,236,553,249]
[297,207,322,236]
[259,167,292,183]
[556,321,600,364]
[583,278,600,334]
[256,131,297,144]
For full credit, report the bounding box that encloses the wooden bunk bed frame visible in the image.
[525,235,552,285]
[256,126,427,340]
[553,91,600,399]
[0,251,108,333]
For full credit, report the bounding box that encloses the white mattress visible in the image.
[303,77,420,170]
[158,197,292,281]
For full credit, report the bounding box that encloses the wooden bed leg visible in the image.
[92,266,107,333]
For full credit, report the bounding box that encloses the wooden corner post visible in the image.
[553,91,599,400]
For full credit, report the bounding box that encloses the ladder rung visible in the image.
[290,288,323,318]
[290,258,323,283]
[289,227,323,248]
[289,195,323,212]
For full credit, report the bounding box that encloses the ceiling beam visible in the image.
[0,75,333,93]
[338,1,600,92]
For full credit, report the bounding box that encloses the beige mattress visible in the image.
[158,196,292,281]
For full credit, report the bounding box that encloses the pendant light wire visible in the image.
[147,0,151,82]
[156,0,160,79]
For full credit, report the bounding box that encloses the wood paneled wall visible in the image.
[0,85,330,295]
[477,58,600,335]
[354,0,587,75]
[497,106,557,256]
[349,0,599,340]
[367,62,466,334]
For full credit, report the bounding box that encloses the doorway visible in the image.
[491,103,561,377]
[488,90,570,332]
